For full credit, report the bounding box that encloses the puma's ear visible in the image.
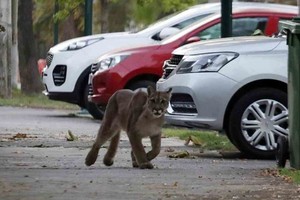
[167,88,172,94]
[147,85,155,96]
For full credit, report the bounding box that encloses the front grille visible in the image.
[88,83,93,96]
[46,53,53,67]
[170,93,197,114]
[162,54,184,79]
[162,61,174,79]
[53,65,67,86]
[169,54,183,65]
[88,64,98,97]
[90,63,99,74]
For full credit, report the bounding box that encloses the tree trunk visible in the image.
[0,1,10,98]
[11,0,19,89]
[18,0,43,94]
[100,0,109,33]
[0,30,8,98]
[60,15,83,41]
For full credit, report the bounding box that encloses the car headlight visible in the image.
[65,38,103,51]
[95,53,131,71]
[177,52,238,73]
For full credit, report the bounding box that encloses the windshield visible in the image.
[134,4,220,36]
[133,12,180,33]
[161,14,220,45]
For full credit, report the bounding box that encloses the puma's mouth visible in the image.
[153,109,163,117]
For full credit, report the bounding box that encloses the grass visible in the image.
[0,89,78,110]
[162,127,236,151]
[279,168,300,184]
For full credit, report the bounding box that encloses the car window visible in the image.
[172,14,211,29]
[152,13,214,41]
[197,17,268,40]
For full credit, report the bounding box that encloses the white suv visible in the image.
[42,2,268,119]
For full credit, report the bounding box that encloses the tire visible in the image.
[227,88,288,158]
[127,80,156,91]
[83,84,105,120]
[224,130,238,147]
[276,136,289,168]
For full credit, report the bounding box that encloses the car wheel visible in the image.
[84,84,105,120]
[228,88,288,158]
[127,80,156,91]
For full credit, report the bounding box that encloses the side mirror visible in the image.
[159,27,180,40]
[185,36,201,44]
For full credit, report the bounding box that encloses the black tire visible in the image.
[276,136,289,168]
[224,130,238,147]
[227,88,288,158]
[84,84,105,120]
[127,80,156,91]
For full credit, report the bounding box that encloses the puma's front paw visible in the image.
[139,162,154,169]
[132,161,138,168]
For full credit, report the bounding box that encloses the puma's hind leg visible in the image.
[85,122,120,166]
[103,132,121,166]
[85,92,121,167]
[85,143,101,166]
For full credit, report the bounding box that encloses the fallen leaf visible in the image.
[11,133,27,139]
[66,130,78,141]
[168,151,189,158]
[185,135,205,146]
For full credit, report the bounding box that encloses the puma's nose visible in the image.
[153,109,162,115]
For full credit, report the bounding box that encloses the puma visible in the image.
[85,86,172,169]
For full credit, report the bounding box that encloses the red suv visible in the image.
[89,5,297,119]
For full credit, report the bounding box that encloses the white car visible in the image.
[157,34,289,158]
[42,2,279,118]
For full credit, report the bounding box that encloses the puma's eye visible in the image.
[150,98,156,103]
[160,99,166,104]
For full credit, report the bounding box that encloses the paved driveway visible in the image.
[0,106,299,200]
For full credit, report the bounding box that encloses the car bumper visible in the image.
[43,90,81,105]
[89,69,124,105]
[42,46,98,94]
[157,72,238,130]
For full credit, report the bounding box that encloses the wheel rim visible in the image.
[241,99,288,151]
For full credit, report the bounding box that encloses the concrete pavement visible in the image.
[0,106,300,200]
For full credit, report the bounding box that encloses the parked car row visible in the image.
[42,2,296,118]
[42,2,298,158]
[42,2,226,117]
[88,3,296,119]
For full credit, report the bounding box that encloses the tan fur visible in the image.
[85,86,171,169]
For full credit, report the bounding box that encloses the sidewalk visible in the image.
[0,106,300,200]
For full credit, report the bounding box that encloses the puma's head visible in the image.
[147,86,172,118]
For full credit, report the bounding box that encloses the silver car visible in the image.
[157,35,288,158]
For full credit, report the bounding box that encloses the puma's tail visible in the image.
[85,144,100,166]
